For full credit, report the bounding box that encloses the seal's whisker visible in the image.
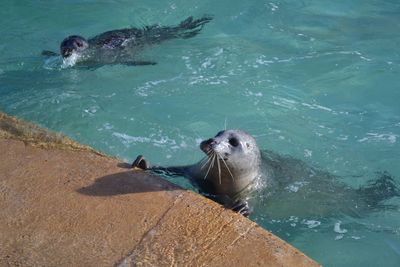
[198,156,207,165]
[203,154,215,180]
[217,154,222,185]
[199,150,213,165]
[201,150,214,169]
[206,149,214,157]
[218,154,235,181]
[199,149,214,167]
[200,154,213,169]
[210,152,216,169]
[199,158,208,169]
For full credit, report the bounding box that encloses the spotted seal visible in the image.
[42,15,213,67]
[133,129,262,216]
[132,129,400,219]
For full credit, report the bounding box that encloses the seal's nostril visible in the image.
[207,138,217,148]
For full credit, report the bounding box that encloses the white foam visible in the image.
[43,55,63,70]
[285,181,309,193]
[102,123,114,130]
[189,75,227,85]
[136,75,182,96]
[357,132,398,144]
[201,57,214,69]
[304,149,312,158]
[112,132,151,144]
[286,184,300,193]
[302,102,332,112]
[244,89,263,98]
[302,220,321,229]
[255,56,274,65]
[112,132,179,149]
[335,235,344,240]
[83,106,98,116]
[268,2,279,12]
[337,135,348,141]
[214,48,224,56]
[61,53,79,68]
[334,221,348,234]
[273,96,298,110]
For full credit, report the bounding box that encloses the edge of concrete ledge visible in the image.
[0,112,106,156]
[0,112,320,266]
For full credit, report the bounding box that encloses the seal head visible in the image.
[197,129,261,197]
[60,35,89,58]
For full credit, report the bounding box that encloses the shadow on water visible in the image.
[77,168,180,196]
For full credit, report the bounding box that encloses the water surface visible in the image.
[1,1,400,266]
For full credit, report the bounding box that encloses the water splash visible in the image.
[61,53,80,68]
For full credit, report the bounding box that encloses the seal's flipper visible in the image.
[231,199,251,217]
[357,171,399,208]
[132,155,150,170]
[143,15,213,44]
[176,15,213,39]
[123,61,157,66]
[41,50,59,57]
[178,15,213,31]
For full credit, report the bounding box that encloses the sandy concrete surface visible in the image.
[0,112,320,266]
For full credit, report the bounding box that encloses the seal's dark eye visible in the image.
[229,137,239,147]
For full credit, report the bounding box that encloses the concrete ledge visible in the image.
[0,112,320,266]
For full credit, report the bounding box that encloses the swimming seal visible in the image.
[132,129,262,216]
[42,15,213,67]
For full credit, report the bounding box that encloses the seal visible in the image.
[42,15,213,67]
[132,129,262,216]
[132,129,400,219]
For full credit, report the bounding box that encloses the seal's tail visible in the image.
[176,15,213,39]
[357,172,399,209]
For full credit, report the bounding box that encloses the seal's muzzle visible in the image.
[60,35,88,58]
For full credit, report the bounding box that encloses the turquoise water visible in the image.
[1,0,400,265]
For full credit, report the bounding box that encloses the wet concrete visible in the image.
[0,112,320,266]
